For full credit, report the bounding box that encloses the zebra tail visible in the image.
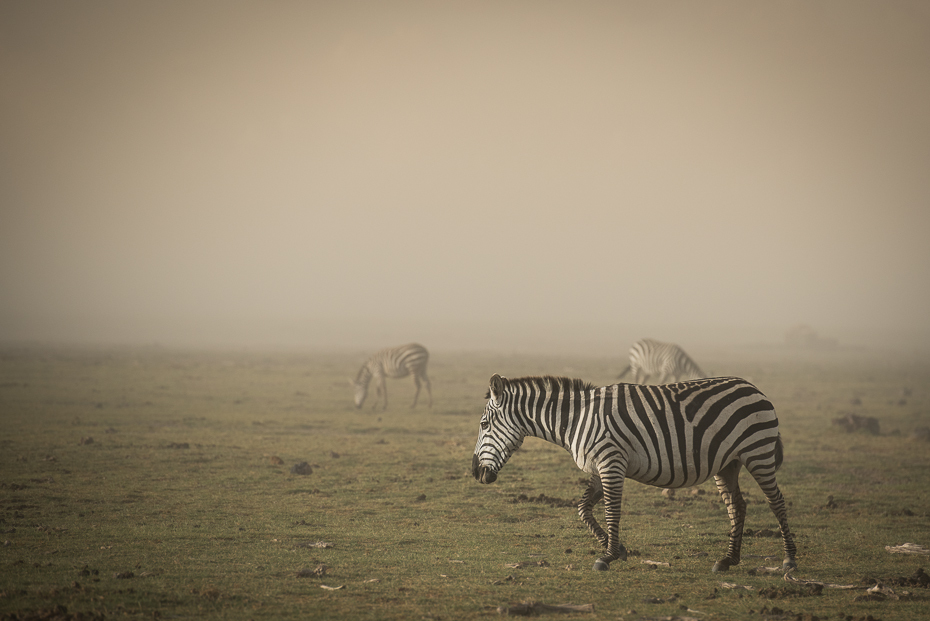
[774,434,784,472]
[616,365,631,380]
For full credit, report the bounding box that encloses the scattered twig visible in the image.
[783,568,857,590]
[885,543,930,555]
[719,582,755,591]
[497,601,594,615]
[294,540,334,549]
[868,584,901,600]
[855,583,910,601]
[641,594,677,604]
[505,560,550,569]
[642,560,670,568]
[320,584,345,590]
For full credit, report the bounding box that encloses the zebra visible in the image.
[617,338,705,384]
[351,343,432,410]
[472,374,797,573]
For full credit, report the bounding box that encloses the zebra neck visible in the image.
[355,364,373,386]
[510,389,594,451]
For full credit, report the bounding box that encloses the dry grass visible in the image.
[1,345,928,619]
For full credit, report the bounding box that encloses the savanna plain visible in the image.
[1,345,929,621]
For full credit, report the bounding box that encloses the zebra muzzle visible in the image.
[472,454,498,484]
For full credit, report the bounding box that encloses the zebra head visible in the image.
[350,365,373,409]
[351,380,367,408]
[472,374,525,485]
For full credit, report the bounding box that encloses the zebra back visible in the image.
[361,343,428,379]
[629,338,705,382]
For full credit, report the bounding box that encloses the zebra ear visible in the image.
[489,374,505,404]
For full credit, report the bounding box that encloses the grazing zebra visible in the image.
[472,374,797,573]
[617,339,705,384]
[352,343,431,410]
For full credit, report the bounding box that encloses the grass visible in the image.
[1,345,929,620]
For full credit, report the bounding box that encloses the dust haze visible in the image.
[2,2,929,355]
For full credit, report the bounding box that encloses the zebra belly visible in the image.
[573,452,600,476]
[571,450,712,488]
[627,467,715,489]
[376,368,411,379]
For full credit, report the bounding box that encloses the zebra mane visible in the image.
[485,375,596,399]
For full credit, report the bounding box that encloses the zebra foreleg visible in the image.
[378,375,389,410]
[577,476,608,548]
[371,384,382,410]
[423,372,432,408]
[411,374,422,409]
[593,464,628,571]
[712,461,746,572]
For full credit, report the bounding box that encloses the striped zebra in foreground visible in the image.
[617,338,705,384]
[472,374,797,572]
[352,343,432,410]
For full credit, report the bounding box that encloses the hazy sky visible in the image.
[2,1,929,353]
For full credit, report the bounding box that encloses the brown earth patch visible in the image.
[510,493,577,508]
[757,584,823,599]
[860,567,929,589]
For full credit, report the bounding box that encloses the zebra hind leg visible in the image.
[749,470,798,572]
[712,460,746,573]
[577,476,608,549]
[423,372,432,408]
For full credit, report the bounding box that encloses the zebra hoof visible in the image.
[712,559,732,573]
[592,560,610,571]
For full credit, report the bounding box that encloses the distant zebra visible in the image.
[472,374,797,573]
[352,343,432,410]
[617,339,705,384]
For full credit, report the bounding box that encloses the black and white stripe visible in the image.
[472,374,797,572]
[352,343,431,410]
[617,338,705,384]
